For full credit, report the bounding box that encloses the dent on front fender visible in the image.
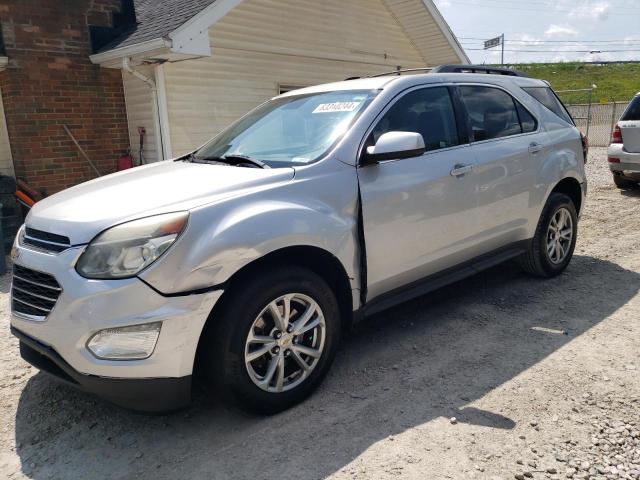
[138,165,361,295]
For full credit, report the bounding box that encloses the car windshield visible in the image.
[193,90,378,167]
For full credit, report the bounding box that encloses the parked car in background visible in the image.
[609,92,640,189]
[10,66,587,414]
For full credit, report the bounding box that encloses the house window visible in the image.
[278,85,306,95]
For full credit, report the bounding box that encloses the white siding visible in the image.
[122,67,161,164]
[163,0,428,157]
[384,0,467,64]
[0,87,14,176]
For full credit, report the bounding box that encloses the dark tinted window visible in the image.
[460,86,523,141]
[522,87,574,125]
[621,96,640,121]
[517,103,537,133]
[370,87,459,152]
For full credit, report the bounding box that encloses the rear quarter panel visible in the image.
[533,112,586,230]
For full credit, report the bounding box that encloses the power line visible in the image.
[441,0,640,12]
[459,42,640,48]
[460,41,640,45]
[459,38,640,44]
[465,48,640,53]
[441,0,636,16]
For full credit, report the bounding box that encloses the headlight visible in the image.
[76,212,188,279]
[87,322,162,360]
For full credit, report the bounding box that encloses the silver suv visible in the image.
[10,66,587,413]
[608,92,640,189]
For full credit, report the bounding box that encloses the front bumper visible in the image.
[13,327,191,412]
[10,241,223,408]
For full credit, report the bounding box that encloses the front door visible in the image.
[358,86,480,301]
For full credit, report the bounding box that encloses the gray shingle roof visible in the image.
[100,0,218,52]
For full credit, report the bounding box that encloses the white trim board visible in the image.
[169,0,242,56]
[0,85,15,175]
[421,0,470,64]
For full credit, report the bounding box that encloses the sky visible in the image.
[432,0,640,64]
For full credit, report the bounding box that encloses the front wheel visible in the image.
[203,266,341,414]
[519,193,578,278]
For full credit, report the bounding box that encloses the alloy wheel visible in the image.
[546,207,574,265]
[244,293,326,393]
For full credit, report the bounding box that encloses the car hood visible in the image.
[26,161,295,244]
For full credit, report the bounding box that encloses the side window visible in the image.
[460,86,523,141]
[522,87,574,125]
[621,96,640,121]
[369,87,460,152]
[516,103,537,133]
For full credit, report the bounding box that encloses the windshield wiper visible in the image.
[185,152,226,166]
[189,153,270,169]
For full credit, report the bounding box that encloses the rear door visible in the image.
[619,95,640,153]
[458,84,544,253]
[358,85,480,300]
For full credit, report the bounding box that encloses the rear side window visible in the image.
[459,86,536,141]
[621,96,640,121]
[370,86,460,152]
[522,87,574,125]
[517,103,537,133]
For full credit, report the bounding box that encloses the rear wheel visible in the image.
[203,266,340,414]
[613,174,638,189]
[519,193,578,278]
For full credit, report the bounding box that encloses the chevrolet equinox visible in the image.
[10,66,587,413]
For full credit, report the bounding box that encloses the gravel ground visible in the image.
[1,147,639,480]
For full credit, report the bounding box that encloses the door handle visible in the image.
[450,164,474,177]
[529,142,544,154]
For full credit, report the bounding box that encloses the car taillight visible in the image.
[611,124,623,144]
[608,157,620,163]
[580,133,589,163]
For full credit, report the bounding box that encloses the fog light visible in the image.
[87,322,162,360]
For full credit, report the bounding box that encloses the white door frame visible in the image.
[0,85,15,176]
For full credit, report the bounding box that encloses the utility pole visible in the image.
[501,33,505,66]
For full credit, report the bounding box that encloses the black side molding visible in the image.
[361,240,530,317]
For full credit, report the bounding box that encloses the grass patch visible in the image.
[508,63,640,104]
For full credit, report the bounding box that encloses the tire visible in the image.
[203,266,341,414]
[519,192,578,278]
[613,174,638,190]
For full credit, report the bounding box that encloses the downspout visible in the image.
[122,57,165,162]
[154,63,173,159]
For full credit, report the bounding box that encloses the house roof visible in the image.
[92,0,469,66]
[99,0,217,52]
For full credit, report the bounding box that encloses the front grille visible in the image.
[23,227,71,253]
[11,265,62,319]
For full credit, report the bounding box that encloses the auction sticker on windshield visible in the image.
[313,102,361,113]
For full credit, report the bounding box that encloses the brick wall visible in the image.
[0,0,129,193]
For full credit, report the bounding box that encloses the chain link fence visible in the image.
[556,88,631,147]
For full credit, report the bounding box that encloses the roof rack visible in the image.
[368,67,434,78]
[345,64,529,82]
[430,64,529,77]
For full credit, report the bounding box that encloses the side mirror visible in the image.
[362,131,426,164]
